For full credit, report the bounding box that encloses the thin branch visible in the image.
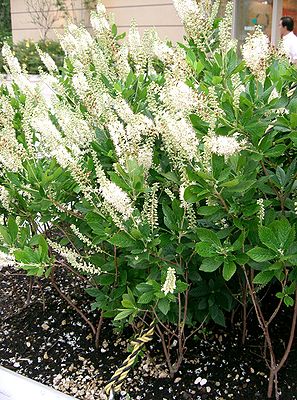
[51,270,96,335]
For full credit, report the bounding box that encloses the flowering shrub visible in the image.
[0,40,64,74]
[1,0,297,397]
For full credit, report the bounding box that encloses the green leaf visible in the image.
[275,219,295,249]
[253,270,275,285]
[109,232,136,248]
[290,113,297,129]
[265,145,287,158]
[258,226,279,252]
[175,281,188,293]
[114,309,134,320]
[223,260,236,281]
[138,292,154,304]
[183,186,209,203]
[30,235,48,260]
[210,305,226,327]
[8,217,18,243]
[97,274,114,286]
[162,203,177,231]
[158,298,170,315]
[247,247,276,262]
[195,242,217,257]
[284,296,294,307]
[85,287,102,297]
[122,298,136,308]
[0,226,12,245]
[197,206,220,216]
[200,257,223,272]
[14,247,39,264]
[196,228,221,246]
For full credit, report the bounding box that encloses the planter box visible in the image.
[0,366,75,400]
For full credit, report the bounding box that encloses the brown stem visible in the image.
[267,276,287,326]
[51,271,96,336]
[37,280,46,312]
[47,195,83,219]
[275,289,297,373]
[155,324,174,377]
[152,309,178,337]
[59,260,88,281]
[26,277,34,305]
[114,246,118,286]
[242,281,248,345]
[214,189,229,212]
[95,311,104,349]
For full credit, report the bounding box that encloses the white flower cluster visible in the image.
[0,186,12,212]
[157,112,199,163]
[36,46,58,73]
[107,97,155,170]
[173,0,199,23]
[142,183,159,231]
[100,181,134,221]
[173,0,220,48]
[257,198,265,224]
[60,24,94,60]
[160,80,198,116]
[93,155,134,221]
[0,97,26,172]
[231,73,245,108]
[53,102,94,151]
[205,134,246,158]
[162,267,176,295]
[30,112,74,169]
[90,2,110,35]
[218,2,237,53]
[70,225,102,253]
[242,26,271,82]
[48,239,100,275]
[1,44,32,93]
[0,250,15,269]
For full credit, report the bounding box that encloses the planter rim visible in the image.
[0,366,75,400]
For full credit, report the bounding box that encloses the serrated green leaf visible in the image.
[247,246,276,262]
[97,274,114,285]
[138,291,154,304]
[197,206,220,215]
[158,298,170,315]
[265,145,287,157]
[284,296,294,307]
[200,257,223,272]
[223,260,236,281]
[176,281,188,293]
[210,305,226,327]
[196,228,221,246]
[109,232,136,248]
[258,226,279,252]
[195,242,217,257]
[253,270,275,284]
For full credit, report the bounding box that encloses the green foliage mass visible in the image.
[0,0,11,44]
[0,0,297,388]
[0,40,64,74]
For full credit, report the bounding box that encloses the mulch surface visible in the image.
[0,265,296,400]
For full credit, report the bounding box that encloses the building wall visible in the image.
[10,0,184,43]
[10,0,82,42]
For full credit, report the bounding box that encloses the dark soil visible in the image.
[0,266,296,400]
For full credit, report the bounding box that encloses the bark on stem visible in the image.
[51,272,96,336]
